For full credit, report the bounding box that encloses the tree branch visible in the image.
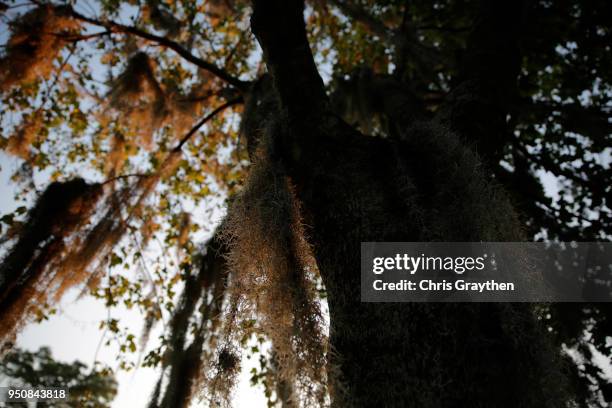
[62,6,249,91]
[416,24,471,33]
[52,30,112,43]
[251,0,327,120]
[174,97,243,151]
[436,0,525,164]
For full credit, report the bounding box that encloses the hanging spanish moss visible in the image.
[105,53,210,156]
[109,52,164,107]
[219,144,327,406]
[143,0,181,38]
[0,179,103,351]
[5,112,43,160]
[106,133,128,176]
[0,5,80,91]
[166,92,208,140]
[150,234,228,408]
[108,52,168,149]
[204,343,241,407]
[205,0,245,26]
[176,212,191,248]
[269,346,298,407]
[62,150,183,295]
[53,215,125,300]
[0,148,182,352]
[138,305,159,354]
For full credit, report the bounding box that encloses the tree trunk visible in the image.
[276,120,563,407]
[250,0,568,406]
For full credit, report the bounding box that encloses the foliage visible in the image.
[0,346,117,407]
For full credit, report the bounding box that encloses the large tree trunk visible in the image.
[250,1,568,406]
[277,120,564,407]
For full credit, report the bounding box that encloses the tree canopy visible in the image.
[0,0,610,407]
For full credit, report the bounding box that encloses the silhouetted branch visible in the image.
[174,97,243,150]
[63,6,249,91]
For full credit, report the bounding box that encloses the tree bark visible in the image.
[251,1,567,406]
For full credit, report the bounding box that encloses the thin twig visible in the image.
[53,30,112,42]
[129,231,168,330]
[102,173,149,185]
